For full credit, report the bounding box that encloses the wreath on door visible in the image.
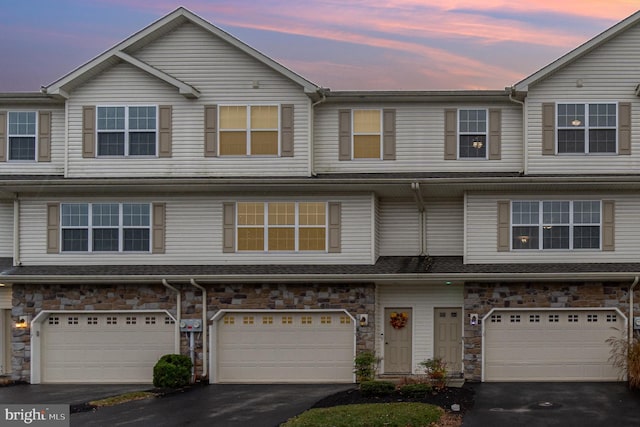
[389,311,409,329]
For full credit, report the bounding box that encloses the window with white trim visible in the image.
[97,106,157,156]
[236,202,327,252]
[557,103,616,154]
[219,105,279,155]
[458,109,487,158]
[353,109,382,159]
[8,111,36,160]
[511,200,601,250]
[61,203,151,252]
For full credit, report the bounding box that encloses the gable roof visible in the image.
[43,7,320,98]
[514,10,640,92]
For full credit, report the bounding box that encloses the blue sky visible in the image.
[1,1,638,92]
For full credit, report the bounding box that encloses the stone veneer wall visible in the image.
[11,282,375,382]
[463,281,633,381]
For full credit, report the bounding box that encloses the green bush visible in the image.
[354,351,380,382]
[153,354,193,388]
[359,380,396,397]
[399,383,432,398]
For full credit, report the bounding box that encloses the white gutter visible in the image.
[13,196,20,266]
[630,276,639,344]
[508,87,526,175]
[190,279,207,379]
[309,89,327,177]
[162,279,181,354]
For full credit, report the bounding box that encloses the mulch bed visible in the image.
[312,384,476,413]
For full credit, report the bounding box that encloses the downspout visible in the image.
[190,279,207,379]
[410,182,426,256]
[162,279,181,354]
[64,98,69,178]
[508,87,526,175]
[13,195,20,266]
[309,88,328,177]
[629,276,639,345]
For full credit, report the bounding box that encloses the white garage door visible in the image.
[216,311,355,383]
[41,312,175,383]
[484,309,622,381]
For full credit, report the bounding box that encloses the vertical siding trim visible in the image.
[46,203,60,254]
[542,103,555,155]
[382,109,396,160]
[223,202,235,253]
[444,109,457,160]
[338,110,351,161]
[328,202,342,253]
[158,105,172,158]
[497,201,510,252]
[38,111,52,162]
[82,106,96,158]
[0,112,6,162]
[280,104,294,157]
[152,203,166,254]
[204,105,218,157]
[488,109,501,160]
[602,200,615,251]
[618,102,631,155]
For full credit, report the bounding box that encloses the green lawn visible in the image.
[281,402,443,427]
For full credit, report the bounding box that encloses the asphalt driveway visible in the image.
[463,382,640,427]
[0,383,151,406]
[71,383,353,427]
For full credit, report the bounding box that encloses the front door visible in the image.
[384,308,412,373]
[434,307,462,373]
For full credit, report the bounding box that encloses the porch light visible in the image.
[519,235,529,244]
[359,314,368,327]
[16,315,30,329]
[571,119,582,126]
[472,139,484,149]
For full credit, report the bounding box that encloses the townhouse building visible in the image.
[2,7,640,384]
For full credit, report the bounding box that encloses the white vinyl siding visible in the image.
[66,22,310,178]
[0,106,64,175]
[376,284,463,375]
[314,102,521,173]
[526,23,640,174]
[18,194,373,265]
[378,199,420,256]
[466,192,638,263]
[426,199,464,256]
[0,201,12,257]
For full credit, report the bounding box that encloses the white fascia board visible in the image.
[514,10,640,92]
[44,7,319,97]
[114,52,200,98]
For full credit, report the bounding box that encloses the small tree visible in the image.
[354,351,380,383]
[418,357,448,391]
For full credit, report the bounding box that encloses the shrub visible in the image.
[418,357,448,391]
[607,330,640,389]
[353,351,380,383]
[153,354,193,388]
[399,382,433,398]
[359,380,396,397]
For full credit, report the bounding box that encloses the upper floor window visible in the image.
[557,103,616,154]
[353,110,382,159]
[8,112,36,160]
[219,105,278,155]
[458,109,487,158]
[511,200,601,250]
[61,202,151,252]
[236,201,327,251]
[97,106,157,156]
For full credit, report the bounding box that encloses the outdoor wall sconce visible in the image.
[359,314,369,327]
[16,315,30,329]
[469,313,479,326]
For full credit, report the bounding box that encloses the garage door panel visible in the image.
[217,312,354,383]
[42,313,174,383]
[485,310,621,382]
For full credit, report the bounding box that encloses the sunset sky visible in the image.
[1,1,639,92]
